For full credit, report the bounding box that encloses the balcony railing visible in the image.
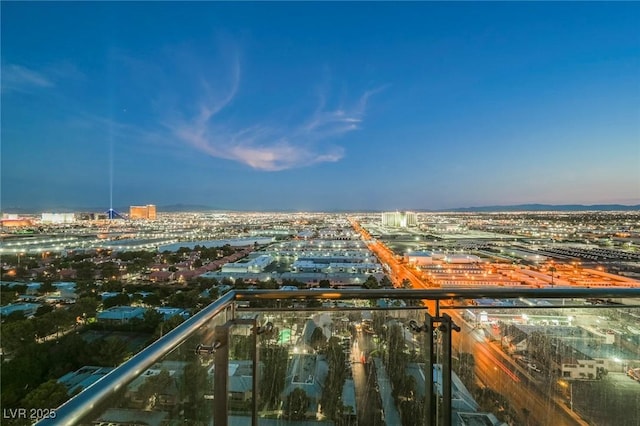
[36,288,640,426]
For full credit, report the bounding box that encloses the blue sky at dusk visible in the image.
[2,2,639,211]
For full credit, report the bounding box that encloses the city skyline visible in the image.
[2,2,639,211]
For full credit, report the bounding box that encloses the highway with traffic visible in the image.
[349,218,589,425]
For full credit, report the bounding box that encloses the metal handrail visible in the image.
[37,290,236,425]
[36,287,640,425]
[236,287,640,301]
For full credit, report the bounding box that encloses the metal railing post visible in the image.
[252,318,259,426]
[440,313,460,426]
[440,316,452,426]
[216,317,265,426]
[214,323,231,426]
[424,313,436,426]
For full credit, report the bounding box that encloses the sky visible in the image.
[2,2,639,212]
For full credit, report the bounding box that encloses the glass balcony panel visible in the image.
[35,299,234,425]
[35,290,640,426]
[245,303,443,426]
[225,314,261,423]
[450,303,640,426]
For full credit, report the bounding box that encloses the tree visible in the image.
[155,314,185,338]
[143,293,162,307]
[1,320,36,353]
[232,335,253,359]
[259,279,279,290]
[385,323,408,388]
[167,290,199,309]
[101,279,124,292]
[4,310,27,323]
[281,278,306,288]
[363,275,380,289]
[136,369,173,408]
[181,361,211,423]
[74,261,95,282]
[89,337,130,367]
[221,244,235,257]
[42,309,75,331]
[69,296,99,318]
[372,312,386,335]
[307,299,322,308]
[310,327,327,350]
[39,280,55,294]
[142,309,163,332]
[319,279,331,288]
[322,337,347,420]
[453,352,476,392]
[401,398,425,426]
[0,287,22,305]
[234,277,248,289]
[209,287,220,300]
[285,388,311,420]
[177,247,192,256]
[380,276,393,288]
[1,344,49,407]
[22,379,69,411]
[260,347,288,409]
[33,317,56,339]
[102,293,130,309]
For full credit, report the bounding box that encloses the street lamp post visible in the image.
[559,380,573,412]
[570,382,573,412]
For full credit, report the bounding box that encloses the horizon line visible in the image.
[2,202,639,215]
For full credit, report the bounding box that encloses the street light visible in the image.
[558,380,573,412]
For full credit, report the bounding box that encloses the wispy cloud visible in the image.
[167,59,382,171]
[1,64,53,93]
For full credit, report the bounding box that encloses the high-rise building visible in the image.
[381,211,417,228]
[147,204,157,220]
[41,213,76,223]
[129,205,157,220]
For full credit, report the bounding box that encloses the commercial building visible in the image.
[405,251,443,265]
[1,213,34,227]
[0,218,33,227]
[221,254,273,273]
[381,211,417,228]
[58,366,115,395]
[41,213,75,223]
[96,306,146,324]
[129,204,157,220]
[0,302,41,317]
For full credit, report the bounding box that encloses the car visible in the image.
[527,363,542,373]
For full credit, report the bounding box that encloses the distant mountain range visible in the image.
[155,204,223,212]
[159,203,640,213]
[2,203,638,215]
[440,204,640,212]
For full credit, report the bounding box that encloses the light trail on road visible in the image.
[449,310,583,426]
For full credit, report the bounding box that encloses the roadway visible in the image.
[349,218,436,291]
[349,219,587,425]
[350,330,385,426]
[449,310,586,426]
[351,218,447,325]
